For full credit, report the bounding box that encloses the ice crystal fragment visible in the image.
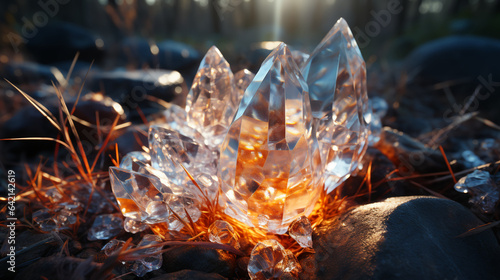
[88,214,124,241]
[301,18,369,193]
[32,209,56,231]
[124,217,148,233]
[248,239,300,280]
[219,43,322,234]
[102,239,126,256]
[288,216,313,248]
[132,234,163,275]
[454,170,499,214]
[208,220,240,249]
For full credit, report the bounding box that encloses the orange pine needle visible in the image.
[439,145,457,183]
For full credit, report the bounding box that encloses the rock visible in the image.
[119,36,155,68]
[310,196,500,280]
[14,256,102,280]
[86,69,187,122]
[0,61,66,86]
[25,22,105,64]
[403,36,500,124]
[156,40,201,71]
[150,269,227,280]
[162,246,237,278]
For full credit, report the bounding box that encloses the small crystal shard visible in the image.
[220,43,322,234]
[366,97,388,145]
[88,214,124,241]
[109,167,165,222]
[301,17,369,194]
[288,216,313,248]
[131,234,163,276]
[120,151,152,170]
[208,220,240,249]
[32,209,56,231]
[124,217,148,233]
[102,239,126,256]
[248,239,300,280]
[166,194,201,231]
[454,170,499,214]
[186,46,236,148]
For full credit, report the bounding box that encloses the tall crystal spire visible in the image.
[301,18,369,193]
[219,43,322,234]
[185,46,237,149]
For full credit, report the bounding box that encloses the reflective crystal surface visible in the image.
[454,170,499,214]
[124,217,148,233]
[208,220,240,249]
[102,239,126,256]
[220,43,322,234]
[166,194,201,231]
[301,17,369,193]
[88,214,123,241]
[120,151,152,170]
[248,239,299,280]
[186,46,236,148]
[288,215,313,248]
[132,234,163,275]
[366,97,388,145]
[149,125,218,201]
[109,167,166,222]
[234,69,255,105]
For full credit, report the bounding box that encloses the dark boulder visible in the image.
[310,196,500,280]
[25,22,105,64]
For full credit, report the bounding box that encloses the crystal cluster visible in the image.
[109,18,370,235]
[102,234,163,277]
[32,201,83,231]
[288,216,313,248]
[454,170,499,214]
[248,239,300,279]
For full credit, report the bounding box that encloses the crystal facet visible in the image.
[234,69,255,105]
[102,239,126,256]
[219,43,322,234]
[109,167,165,222]
[88,214,124,241]
[208,220,240,249]
[248,239,300,280]
[186,46,236,148]
[120,151,152,170]
[454,170,499,214]
[301,17,369,193]
[288,215,313,248]
[149,125,218,201]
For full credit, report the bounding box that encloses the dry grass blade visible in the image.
[410,181,449,199]
[165,203,195,236]
[0,137,72,151]
[456,220,500,238]
[5,79,61,131]
[439,145,457,184]
[65,52,80,84]
[90,114,122,172]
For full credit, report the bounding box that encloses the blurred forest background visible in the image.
[1,0,500,62]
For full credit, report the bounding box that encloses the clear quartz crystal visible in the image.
[248,239,300,280]
[288,216,313,248]
[109,167,166,222]
[219,43,323,234]
[454,170,499,214]
[301,17,369,194]
[366,97,388,145]
[208,220,240,249]
[166,194,201,231]
[186,46,237,149]
[88,214,124,241]
[291,49,310,69]
[124,217,148,233]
